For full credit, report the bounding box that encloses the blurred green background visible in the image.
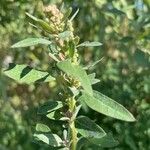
[0,0,150,150]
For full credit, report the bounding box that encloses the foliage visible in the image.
[0,0,150,150]
[2,3,136,150]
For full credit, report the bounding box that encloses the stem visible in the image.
[68,98,77,150]
[70,121,77,150]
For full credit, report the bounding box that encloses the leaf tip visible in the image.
[11,44,16,48]
[25,12,32,17]
[128,115,136,122]
[124,112,136,122]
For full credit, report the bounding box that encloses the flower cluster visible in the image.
[44,5,64,32]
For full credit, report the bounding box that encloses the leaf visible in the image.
[46,110,69,121]
[120,36,133,43]
[36,123,51,133]
[48,44,60,62]
[68,86,79,96]
[72,105,82,119]
[76,137,88,150]
[79,91,136,122]
[49,53,60,62]
[11,38,51,48]
[88,73,100,85]
[3,63,55,84]
[68,41,75,58]
[57,60,93,95]
[77,41,102,47]
[26,12,38,21]
[75,116,106,138]
[48,43,58,54]
[134,49,150,67]
[26,13,55,33]
[70,8,79,21]
[88,133,119,148]
[140,48,150,56]
[38,101,63,115]
[84,57,104,70]
[58,31,72,40]
[48,53,60,62]
[34,133,63,147]
[107,8,125,16]
[62,7,72,21]
[76,134,118,149]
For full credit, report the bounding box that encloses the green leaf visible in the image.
[77,41,102,47]
[75,116,106,138]
[74,36,80,45]
[58,31,72,40]
[11,38,51,48]
[62,7,72,21]
[36,123,51,133]
[120,36,133,43]
[68,86,79,96]
[84,57,104,70]
[68,41,75,58]
[134,49,150,67]
[26,12,38,21]
[76,134,118,149]
[3,64,55,84]
[38,101,63,115]
[79,91,136,122]
[48,44,60,62]
[88,133,119,148]
[72,105,81,119]
[88,73,100,85]
[76,137,88,150]
[48,43,58,54]
[107,8,125,16]
[70,8,79,21]
[57,60,93,95]
[26,13,55,33]
[46,110,69,121]
[49,53,60,62]
[34,133,63,147]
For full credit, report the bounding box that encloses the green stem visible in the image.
[70,121,77,150]
[68,97,77,150]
